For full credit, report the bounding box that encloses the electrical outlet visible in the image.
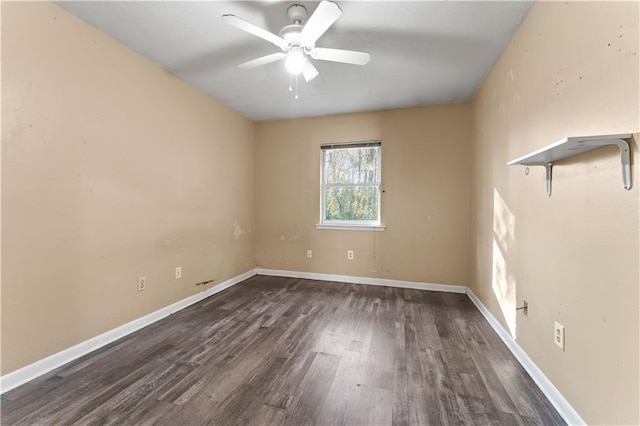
[306,250,313,259]
[137,277,146,292]
[175,267,182,279]
[554,321,565,350]
[347,250,354,260]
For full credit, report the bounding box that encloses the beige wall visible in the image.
[469,2,639,425]
[3,1,639,424]
[1,2,255,375]
[255,104,470,286]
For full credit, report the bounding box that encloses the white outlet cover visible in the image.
[175,267,182,279]
[306,250,312,259]
[554,321,565,350]
[347,250,354,260]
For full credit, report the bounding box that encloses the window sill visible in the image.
[315,223,387,232]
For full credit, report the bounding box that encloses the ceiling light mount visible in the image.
[287,4,308,25]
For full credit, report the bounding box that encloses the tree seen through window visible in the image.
[322,143,381,223]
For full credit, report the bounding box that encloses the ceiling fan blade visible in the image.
[311,48,371,66]
[302,61,320,82]
[299,1,342,48]
[238,52,287,69]
[222,14,287,50]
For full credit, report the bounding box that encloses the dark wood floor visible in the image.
[2,275,564,425]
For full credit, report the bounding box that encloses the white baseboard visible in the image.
[466,290,586,426]
[256,268,468,294]
[0,268,257,394]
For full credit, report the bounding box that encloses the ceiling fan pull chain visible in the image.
[295,74,299,100]
[289,72,293,92]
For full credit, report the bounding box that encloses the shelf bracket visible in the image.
[582,138,632,191]
[527,162,553,197]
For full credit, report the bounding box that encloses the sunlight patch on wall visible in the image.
[491,240,517,337]
[493,188,516,252]
[492,189,517,337]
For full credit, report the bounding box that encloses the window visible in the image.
[317,141,385,231]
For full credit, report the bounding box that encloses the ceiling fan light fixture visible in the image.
[285,46,306,75]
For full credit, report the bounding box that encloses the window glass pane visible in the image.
[324,186,378,221]
[324,146,380,184]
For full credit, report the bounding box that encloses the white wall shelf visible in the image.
[508,134,633,196]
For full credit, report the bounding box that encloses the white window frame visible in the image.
[315,141,386,231]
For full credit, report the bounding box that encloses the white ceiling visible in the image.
[56,1,534,122]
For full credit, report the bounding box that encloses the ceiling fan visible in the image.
[221,1,371,84]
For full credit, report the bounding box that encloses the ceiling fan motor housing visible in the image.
[279,24,304,45]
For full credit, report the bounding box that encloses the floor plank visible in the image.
[1,275,565,425]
